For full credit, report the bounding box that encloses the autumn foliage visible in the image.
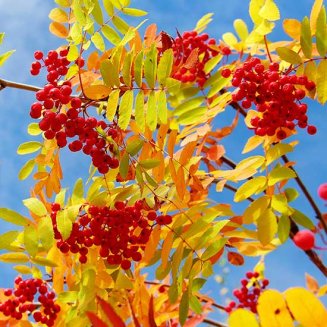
[0,0,327,326]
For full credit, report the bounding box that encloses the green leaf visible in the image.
[100,59,114,87]
[38,216,54,251]
[0,252,29,263]
[0,208,30,226]
[291,209,315,230]
[146,91,157,131]
[278,215,291,244]
[179,289,189,326]
[56,209,73,240]
[91,0,103,25]
[157,49,173,85]
[174,96,205,116]
[276,47,302,64]
[23,198,47,216]
[189,295,202,314]
[122,51,132,86]
[268,166,296,186]
[18,159,35,180]
[139,159,161,169]
[31,256,58,267]
[118,27,136,47]
[207,75,231,98]
[17,141,42,155]
[201,238,226,261]
[144,44,157,88]
[266,143,293,166]
[178,107,207,125]
[192,278,207,292]
[118,90,133,130]
[204,54,223,74]
[243,196,270,224]
[316,59,327,104]
[0,231,19,250]
[119,152,129,179]
[257,207,277,245]
[285,188,299,202]
[0,50,15,67]
[101,25,121,45]
[134,51,143,88]
[24,225,38,257]
[157,90,168,124]
[126,139,144,156]
[112,16,129,34]
[72,178,84,204]
[300,17,312,58]
[122,7,147,16]
[316,6,327,56]
[106,89,120,121]
[91,32,105,52]
[135,90,145,132]
[234,176,267,202]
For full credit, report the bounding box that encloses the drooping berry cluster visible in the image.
[0,277,60,326]
[222,57,316,140]
[50,202,172,270]
[30,49,120,174]
[172,31,230,87]
[225,271,269,314]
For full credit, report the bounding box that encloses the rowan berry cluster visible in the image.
[30,49,120,174]
[0,277,60,326]
[225,271,270,314]
[172,31,230,87]
[222,57,317,140]
[50,202,172,270]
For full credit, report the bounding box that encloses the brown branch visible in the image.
[0,78,41,92]
[202,318,227,327]
[282,155,327,234]
[290,220,327,276]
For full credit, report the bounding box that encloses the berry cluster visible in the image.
[50,202,172,270]
[30,49,120,174]
[0,277,60,326]
[222,58,316,140]
[293,230,316,250]
[225,271,270,314]
[172,31,230,87]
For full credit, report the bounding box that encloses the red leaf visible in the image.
[86,312,109,327]
[227,252,244,266]
[97,296,126,327]
[183,48,199,69]
[148,295,158,327]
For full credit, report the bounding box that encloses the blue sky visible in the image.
[0,0,326,322]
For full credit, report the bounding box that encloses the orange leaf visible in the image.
[161,230,174,269]
[49,22,68,38]
[305,273,319,293]
[97,296,126,327]
[176,166,186,200]
[144,24,157,48]
[83,85,111,100]
[148,295,158,327]
[87,51,100,71]
[86,312,108,327]
[183,48,199,69]
[206,144,225,161]
[179,141,197,166]
[167,130,178,157]
[227,252,245,266]
[209,248,224,264]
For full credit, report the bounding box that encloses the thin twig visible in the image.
[282,155,327,234]
[202,318,227,327]
[0,78,41,92]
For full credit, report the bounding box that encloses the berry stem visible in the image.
[264,36,272,63]
[282,155,327,234]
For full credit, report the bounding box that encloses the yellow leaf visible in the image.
[194,13,214,33]
[316,60,327,104]
[234,19,249,41]
[49,22,68,38]
[242,135,264,154]
[249,0,265,25]
[310,0,324,33]
[48,8,69,23]
[259,0,280,21]
[228,308,259,327]
[243,195,270,224]
[283,19,301,40]
[284,287,327,327]
[161,231,174,269]
[234,176,267,202]
[84,85,111,100]
[257,207,277,245]
[257,290,293,327]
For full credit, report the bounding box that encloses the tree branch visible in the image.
[282,155,327,234]
[0,78,41,92]
[202,318,227,327]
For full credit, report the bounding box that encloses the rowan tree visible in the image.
[0,0,326,326]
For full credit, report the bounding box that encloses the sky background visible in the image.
[0,0,326,324]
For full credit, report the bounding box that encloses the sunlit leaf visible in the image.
[310,0,324,33]
[17,141,42,155]
[283,19,301,40]
[0,252,29,263]
[179,288,189,326]
[0,231,19,250]
[23,198,47,217]
[102,25,121,45]
[267,166,296,186]
[257,207,278,245]
[135,90,145,132]
[31,256,58,267]
[157,49,173,85]
[316,60,327,104]
[49,22,68,38]
[146,91,157,130]
[316,6,327,56]
[278,215,291,244]
[56,209,73,240]
[84,85,110,100]
[284,287,327,327]
[243,196,270,224]
[276,47,302,64]
[106,89,120,121]
[18,159,35,180]
[229,308,259,327]
[24,225,38,257]
[234,176,267,202]
[97,296,126,327]
[91,0,104,25]
[144,45,157,88]
[201,238,226,261]
[118,90,134,130]
[234,19,249,41]
[259,0,280,21]
[300,17,312,58]
[291,209,315,230]
[0,50,15,66]
[122,7,147,16]
[194,13,214,33]
[48,8,69,23]
[91,32,105,52]
[38,215,54,251]
[126,139,144,156]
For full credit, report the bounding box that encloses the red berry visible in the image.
[221,68,231,78]
[121,260,131,270]
[318,183,327,201]
[293,230,315,250]
[307,125,317,135]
